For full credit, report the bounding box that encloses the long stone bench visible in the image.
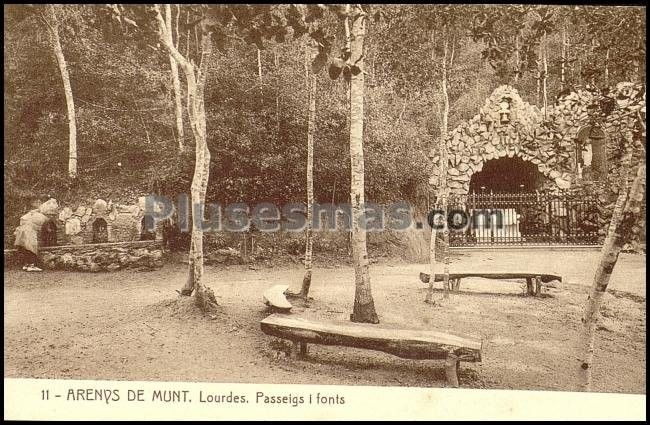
[260,313,483,387]
[419,271,562,296]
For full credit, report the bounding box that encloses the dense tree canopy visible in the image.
[4,5,645,243]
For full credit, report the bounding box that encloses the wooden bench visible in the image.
[262,284,293,311]
[419,272,562,296]
[260,314,483,387]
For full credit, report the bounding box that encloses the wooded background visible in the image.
[4,5,645,246]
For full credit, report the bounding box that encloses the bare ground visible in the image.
[3,250,645,393]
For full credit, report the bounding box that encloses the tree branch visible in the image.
[153,4,191,71]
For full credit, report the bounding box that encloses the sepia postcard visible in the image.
[4,3,646,420]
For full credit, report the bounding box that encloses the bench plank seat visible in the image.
[261,314,482,387]
[419,272,562,283]
[419,271,561,297]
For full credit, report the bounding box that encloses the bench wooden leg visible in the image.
[526,277,534,296]
[454,278,461,291]
[445,353,460,388]
[535,275,542,297]
[291,341,307,358]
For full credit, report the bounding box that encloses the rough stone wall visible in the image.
[36,196,162,246]
[40,240,164,272]
[431,83,646,197]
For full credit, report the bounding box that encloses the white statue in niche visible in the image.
[582,143,593,167]
[576,142,593,179]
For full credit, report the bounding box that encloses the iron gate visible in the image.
[447,192,601,247]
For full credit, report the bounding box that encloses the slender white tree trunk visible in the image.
[542,31,548,119]
[300,44,316,299]
[440,32,451,300]
[561,25,567,88]
[348,6,379,324]
[579,140,645,391]
[514,35,520,83]
[155,6,216,311]
[45,5,77,179]
[164,4,184,151]
[604,48,610,87]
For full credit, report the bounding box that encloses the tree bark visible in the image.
[44,5,77,179]
[579,145,645,391]
[164,4,184,151]
[514,35,520,83]
[348,6,379,324]
[561,25,567,88]
[154,5,216,311]
[604,48,609,87]
[542,31,548,119]
[301,44,316,299]
[440,33,451,301]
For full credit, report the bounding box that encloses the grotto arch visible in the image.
[468,156,546,194]
[433,85,574,198]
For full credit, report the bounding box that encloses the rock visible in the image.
[20,210,49,227]
[59,207,73,222]
[81,208,93,224]
[485,144,496,153]
[107,263,121,271]
[70,235,84,245]
[549,170,561,179]
[65,218,82,235]
[555,177,571,189]
[61,253,74,266]
[74,206,86,217]
[39,199,59,215]
[458,163,469,172]
[93,199,108,215]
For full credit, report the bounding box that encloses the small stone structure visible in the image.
[52,197,162,246]
[12,196,164,271]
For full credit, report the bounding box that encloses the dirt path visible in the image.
[4,250,646,393]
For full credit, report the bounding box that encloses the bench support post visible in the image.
[535,275,542,297]
[291,341,307,358]
[445,353,460,388]
[526,277,534,296]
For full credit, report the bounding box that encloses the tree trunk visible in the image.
[604,48,610,87]
[440,33,451,300]
[301,44,317,299]
[542,31,548,119]
[45,5,77,179]
[579,147,645,391]
[164,4,184,151]
[348,6,379,324]
[561,25,567,88]
[154,6,216,311]
[514,35,520,83]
